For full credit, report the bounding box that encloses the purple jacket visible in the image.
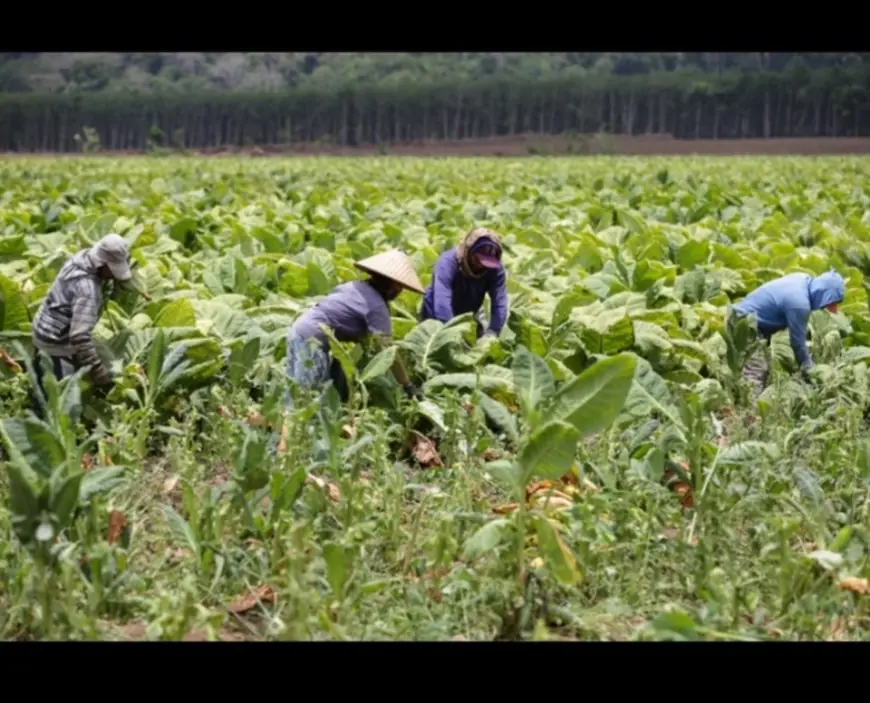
[420,248,509,334]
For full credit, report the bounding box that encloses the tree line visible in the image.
[1,66,869,152]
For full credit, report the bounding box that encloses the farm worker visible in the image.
[420,227,509,339]
[277,249,425,454]
[29,234,134,415]
[284,248,425,403]
[731,269,845,395]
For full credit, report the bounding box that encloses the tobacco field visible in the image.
[2,154,870,641]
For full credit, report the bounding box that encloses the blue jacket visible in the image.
[733,270,845,370]
[421,248,509,335]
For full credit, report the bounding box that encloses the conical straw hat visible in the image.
[354,249,425,294]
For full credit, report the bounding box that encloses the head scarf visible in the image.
[456,227,503,279]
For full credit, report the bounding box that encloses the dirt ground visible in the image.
[7,133,870,158]
[246,133,870,157]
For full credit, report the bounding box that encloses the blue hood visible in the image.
[808,270,845,310]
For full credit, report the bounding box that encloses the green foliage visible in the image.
[0,154,869,642]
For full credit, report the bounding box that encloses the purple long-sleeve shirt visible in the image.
[421,248,509,334]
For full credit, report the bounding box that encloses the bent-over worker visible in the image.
[278,249,425,454]
[420,227,509,339]
[284,249,424,403]
[731,269,845,396]
[29,233,134,415]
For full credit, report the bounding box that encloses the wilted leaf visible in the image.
[838,577,869,595]
[107,510,128,545]
[306,473,340,502]
[227,585,276,613]
[408,431,443,468]
[534,516,581,586]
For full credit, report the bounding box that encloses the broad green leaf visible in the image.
[79,467,127,503]
[718,441,781,465]
[0,273,29,331]
[154,298,196,328]
[511,345,555,420]
[677,239,710,271]
[49,469,83,530]
[549,353,637,437]
[360,345,397,382]
[1,417,66,479]
[162,504,200,562]
[463,518,511,560]
[4,463,38,533]
[323,542,353,599]
[477,393,518,442]
[517,421,578,484]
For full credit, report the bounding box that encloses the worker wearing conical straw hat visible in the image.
[278,249,424,442]
[420,227,509,339]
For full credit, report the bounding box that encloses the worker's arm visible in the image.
[430,254,458,323]
[486,267,509,335]
[784,306,812,371]
[368,303,421,398]
[69,280,113,387]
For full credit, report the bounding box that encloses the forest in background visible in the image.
[1,52,869,152]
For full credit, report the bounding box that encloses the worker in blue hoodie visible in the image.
[420,227,509,339]
[731,269,845,396]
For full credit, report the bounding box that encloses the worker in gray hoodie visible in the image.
[29,234,133,414]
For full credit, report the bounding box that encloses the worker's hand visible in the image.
[92,375,114,400]
[403,383,423,400]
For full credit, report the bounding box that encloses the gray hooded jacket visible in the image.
[32,249,112,385]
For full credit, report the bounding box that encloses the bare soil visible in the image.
[6,133,870,158]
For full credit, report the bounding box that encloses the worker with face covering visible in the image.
[731,269,845,396]
[420,227,509,339]
[29,233,134,415]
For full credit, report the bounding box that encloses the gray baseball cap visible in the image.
[91,234,132,281]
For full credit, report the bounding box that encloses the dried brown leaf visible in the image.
[560,470,579,486]
[673,482,694,508]
[305,473,341,502]
[245,411,270,428]
[106,511,127,545]
[0,347,23,374]
[526,480,556,499]
[483,447,500,461]
[493,503,519,515]
[409,431,443,468]
[227,585,276,614]
[839,577,870,595]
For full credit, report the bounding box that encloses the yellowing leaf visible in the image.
[534,516,581,586]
